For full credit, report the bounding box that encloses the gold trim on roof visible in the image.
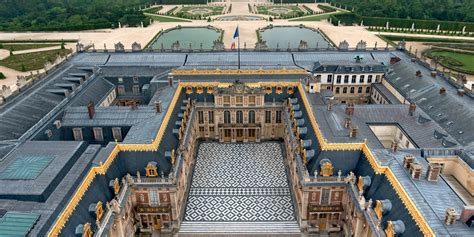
[49,81,434,237]
[170,68,307,75]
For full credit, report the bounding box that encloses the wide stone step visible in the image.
[179,221,300,233]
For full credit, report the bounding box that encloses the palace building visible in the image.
[0,48,473,237]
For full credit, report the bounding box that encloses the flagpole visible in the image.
[238,26,240,70]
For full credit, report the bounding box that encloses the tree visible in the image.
[0,72,6,80]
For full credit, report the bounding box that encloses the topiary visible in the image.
[0,72,5,79]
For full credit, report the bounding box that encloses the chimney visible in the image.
[345,103,354,116]
[426,163,441,182]
[408,103,416,116]
[431,71,437,78]
[391,141,398,153]
[344,117,352,128]
[416,70,422,77]
[390,56,401,65]
[155,100,163,113]
[349,127,358,138]
[409,163,422,180]
[445,208,457,225]
[168,75,173,87]
[440,87,446,94]
[457,89,465,97]
[87,101,95,119]
[327,101,333,111]
[460,206,474,224]
[403,155,414,169]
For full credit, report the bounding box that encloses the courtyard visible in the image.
[181,142,299,233]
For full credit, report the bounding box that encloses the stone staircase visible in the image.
[179,221,301,235]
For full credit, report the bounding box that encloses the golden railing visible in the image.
[170,68,308,76]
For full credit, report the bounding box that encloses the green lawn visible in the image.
[1,43,60,51]
[148,14,191,22]
[431,43,474,52]
[175,6,224,19]
[257,5,305,18]
[0,49,71,71]
[380,35,474,44]
[429,50,474,73]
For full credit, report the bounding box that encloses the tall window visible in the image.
[117,85,125,95]
[236,96,243,106]
[236,110,243,124]
[336,75,341,83]
[73,128,83,141]
[276,111,282,123]
[335,87,340,94]
[327,75,333,83]
[368,75,373,83]
[321,188,330,205]
[359,75,365,83]
[224,111,231,124]
[149,190,159,206]
[93,127,103,142]
[112,127,122,141]
[376,75,381,82]
[132,85,140,95]
[265,111,272,123]
[366,87,371,93]
[351,75,356,83]
[248,110,256,124]
[248,96,256,105]
[344,75,349,83]
[198,111,204,124]
[350,87,355,93]
[223,96,230,106]
[343,87,347,94]
[208,111,214,124]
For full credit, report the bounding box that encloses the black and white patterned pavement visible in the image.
[184,142,296,222]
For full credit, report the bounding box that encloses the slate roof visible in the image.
[384,59,474,148]
[62,106,157,127]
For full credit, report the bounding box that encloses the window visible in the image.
[224,111,231,124]
[132,85,140,95]
[366,87,371,93]
[327,75,333,83]
[117,85,125,95]
[93,127,103,142]
[351,75,356,83]
[276,111,282,123]
[343,87,347,94]
[236,111,243,124]
[133,76,139,83]
[199,126,204,133]
[265,111,272,123]
[248,96,256,105]
[236,96,243,105]
[321,188,330,205]
[73,128,83,141]
[398,132,403,140]
[248,110,256,124]
[376,75,381,82]
[118,77,123,83]
[350,87,355,93]
[358,87,362,93]
[405,140,410,147]
[336,75,341,83]
[149,191,159,206]
[209,126,214,133]
[112,127,122,141]
[223,96,230,105]
[368,75,373,83]
[344,75,349,83]
[208,111,214,124]
[335,87,340,94]
[359,75,365,83]
[198,111,204,124]
[326,86,331,90]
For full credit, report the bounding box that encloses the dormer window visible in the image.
[145,162,158,177]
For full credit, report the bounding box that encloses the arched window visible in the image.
[248,110,256,124]
[335,87,340,94]
[350,87,355,93]
[343,87,347,94]
[236,111,243,124]
[224,111,231,124]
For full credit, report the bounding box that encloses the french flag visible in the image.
[231,26,239,50]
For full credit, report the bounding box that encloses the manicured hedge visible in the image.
[318,5,337,13]
[158,0,207,4]
[330,13,474,32]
